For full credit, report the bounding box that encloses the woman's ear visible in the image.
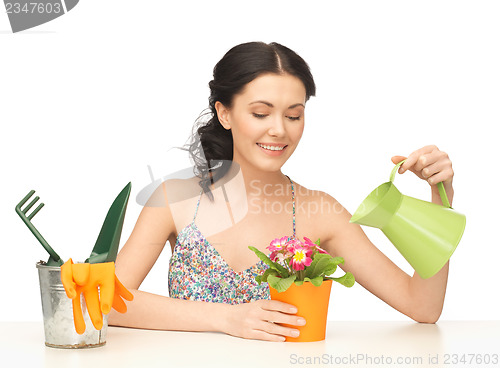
[215,101,231,130]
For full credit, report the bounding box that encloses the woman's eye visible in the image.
[252,113,301,120]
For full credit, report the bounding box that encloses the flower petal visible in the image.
[316,246,328,254]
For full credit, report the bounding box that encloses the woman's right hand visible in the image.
[222,299,306,342]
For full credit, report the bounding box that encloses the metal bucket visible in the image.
[36,261,108,348]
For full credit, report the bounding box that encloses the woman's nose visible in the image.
[267,116,286,137]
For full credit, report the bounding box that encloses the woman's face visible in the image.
[216,73,307,174]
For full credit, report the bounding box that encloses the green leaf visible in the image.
[324,257,345,276]
[304,276,324,287]
[248,246,289,277]
[314,238,320,246]
[305,254,344,279]
[294,280,304,286]
[330,257,345,266]
[326,272,355,288]
[255,275,262,285]
[268,274,297,293]
[304,253,328,278]
[323,256,346,277]
[261,268,279,283]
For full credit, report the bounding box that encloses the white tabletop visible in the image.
[1,321,499,368]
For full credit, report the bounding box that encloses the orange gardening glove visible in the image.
[61,258,134,334]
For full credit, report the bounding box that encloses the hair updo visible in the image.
[179,41,316,201]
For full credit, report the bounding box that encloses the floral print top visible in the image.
[168,175,296,305]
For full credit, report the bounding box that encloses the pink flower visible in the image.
[267,236,290,252]
[290,246,313,271]
[266,235,329,271]
[286,238,303,252]
[303,236,329,254]
[269,251,278,262]
[269,250,286,262]
[274,252,286,262]
[282,246,294,260]
[316,246,328,254]
[303,237,316,249]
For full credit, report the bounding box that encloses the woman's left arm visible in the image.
[391,145,454,322]
[319,145,454,323]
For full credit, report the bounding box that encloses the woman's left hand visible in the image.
[391,145,454,205]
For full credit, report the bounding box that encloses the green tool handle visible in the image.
[391,160,451,209]
[15,206,63,266]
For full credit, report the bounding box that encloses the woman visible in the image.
[109,41,454,342]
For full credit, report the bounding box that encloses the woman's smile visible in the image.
[256,142,288,156]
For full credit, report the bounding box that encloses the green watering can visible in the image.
[350,160,466,279]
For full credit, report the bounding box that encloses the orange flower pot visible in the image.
[269,279,332,342]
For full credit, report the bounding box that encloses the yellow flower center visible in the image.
[293,251,305,262]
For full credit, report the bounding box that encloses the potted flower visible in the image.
[248,236,355,342]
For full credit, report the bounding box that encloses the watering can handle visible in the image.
[390,160,451,208]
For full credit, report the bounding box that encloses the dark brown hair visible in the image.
[178,41,316,201]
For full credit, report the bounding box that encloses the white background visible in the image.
[1,0,499,322]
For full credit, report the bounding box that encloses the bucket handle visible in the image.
[390,160,451,209]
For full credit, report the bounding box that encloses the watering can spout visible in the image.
[350,160,466,279]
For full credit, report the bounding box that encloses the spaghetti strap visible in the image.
[192,189,203,222]
[284,175,296,238]
[193,176,296,237]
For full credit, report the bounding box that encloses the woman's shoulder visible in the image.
[293,180,338,204]
[161,175,201,195]
[292,180,350,222]
[292,180,351,245]
[152,176,204,240]
[145,176,202,216]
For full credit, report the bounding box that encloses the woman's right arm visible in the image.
[108,182,304,341]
